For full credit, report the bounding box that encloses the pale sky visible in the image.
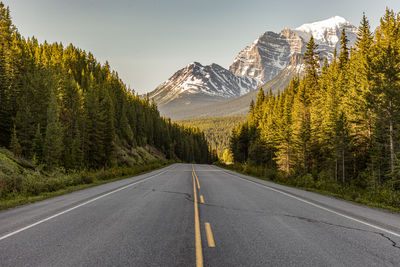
[3,0,399,94]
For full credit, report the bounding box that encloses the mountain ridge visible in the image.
[148,16,358,119]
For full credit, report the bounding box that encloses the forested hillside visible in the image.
[0,2,211,170]
[176,115,246,160]
[229,10,400,208]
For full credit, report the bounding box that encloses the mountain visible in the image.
[293,16,358,62]
[149,16,358,119]
[167,53,304,120]
[230,16,357,84]
[147,62,258,116]
[229,29,304,84]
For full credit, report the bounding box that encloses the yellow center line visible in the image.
[193,166,201,189]
[192,167,203,267]
[205,222,216,247]
[200,195,205,204]
[195,172,200,190]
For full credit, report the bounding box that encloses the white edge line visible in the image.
[0,169,168,241]
[224,171,400,238]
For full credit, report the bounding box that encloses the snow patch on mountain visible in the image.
[148,62,258,105]
[230,16,358,84]
[295,16,349,42]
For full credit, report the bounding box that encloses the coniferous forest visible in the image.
[0,3,212,205]
[0,3,211,167]
[229,10,400,209]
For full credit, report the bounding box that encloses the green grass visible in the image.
[216,162,400,214]
[0,146,173,210]
[0,161,172,210]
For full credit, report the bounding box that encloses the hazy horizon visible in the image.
[4,0,399,94]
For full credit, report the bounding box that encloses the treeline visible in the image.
[176,115,246,159]
[230,10,400,202]
[0,2,211,169]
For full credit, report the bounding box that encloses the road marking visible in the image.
[192,170,204,267]
[224,171,400,238]
[0,169,169,242]
[205,222,215,247]
[192,166,200,189]
[200,195,205,204]
[195,173,200,190]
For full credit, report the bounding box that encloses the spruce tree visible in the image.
[10,124,22,156]
[43,89,63,169]
[32,123,43,163]
[303,35,320,88]
[368,9,400,182]
[339,29,349,68]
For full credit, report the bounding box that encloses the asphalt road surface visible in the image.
[0,163,399,266]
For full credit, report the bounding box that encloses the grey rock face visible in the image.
[230,16,357,84]
[229,31,293,84]
[148,16,358,119]
[148,62,258,105]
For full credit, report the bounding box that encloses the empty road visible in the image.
[0,164,399,266]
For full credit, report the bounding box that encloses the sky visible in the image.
[3,0,399,94]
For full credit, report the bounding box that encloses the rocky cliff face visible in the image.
[148,16,358,119]
[229,16,357,84]
[228,31,293,84]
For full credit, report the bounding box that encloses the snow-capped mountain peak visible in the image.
[295,16,349,33]
[230,15,357,84]
[149,16,358,119]
[294,16,353,45]
[148,61,258,106]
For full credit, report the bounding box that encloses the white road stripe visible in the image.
[224,170,400,238]
[0,169,168,241]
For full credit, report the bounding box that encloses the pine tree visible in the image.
[368,9,400,184]
[276,80,297,173]
[0,2,213,170]
[339,29,349,68]
[32,123,43,163]
[43,89,63,169]
[10,124,22,156]
[0,3,15,147]
[303,35,320,89]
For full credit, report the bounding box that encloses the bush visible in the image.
[79,171,95,184]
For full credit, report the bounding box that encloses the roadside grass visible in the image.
[0,161,172,210]
[0,147,173,210]
[215,162,400,214]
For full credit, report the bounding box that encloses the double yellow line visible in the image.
[192,165,203,267]
[193,167,200,190]
[192,165,215,267]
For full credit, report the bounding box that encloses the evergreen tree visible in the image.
[339,28,349,68]
[32,123,43,163]
[303,35,320,89]
[368,8,400,183]
[43,89,63,169]
[10,124,22,156]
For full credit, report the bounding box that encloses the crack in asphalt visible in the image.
[284,214,400,250]
[157,190,192,201]
[128,186,193,201]
[375,233,400,249]
[201,201,400,250]
[128,185,400,250]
